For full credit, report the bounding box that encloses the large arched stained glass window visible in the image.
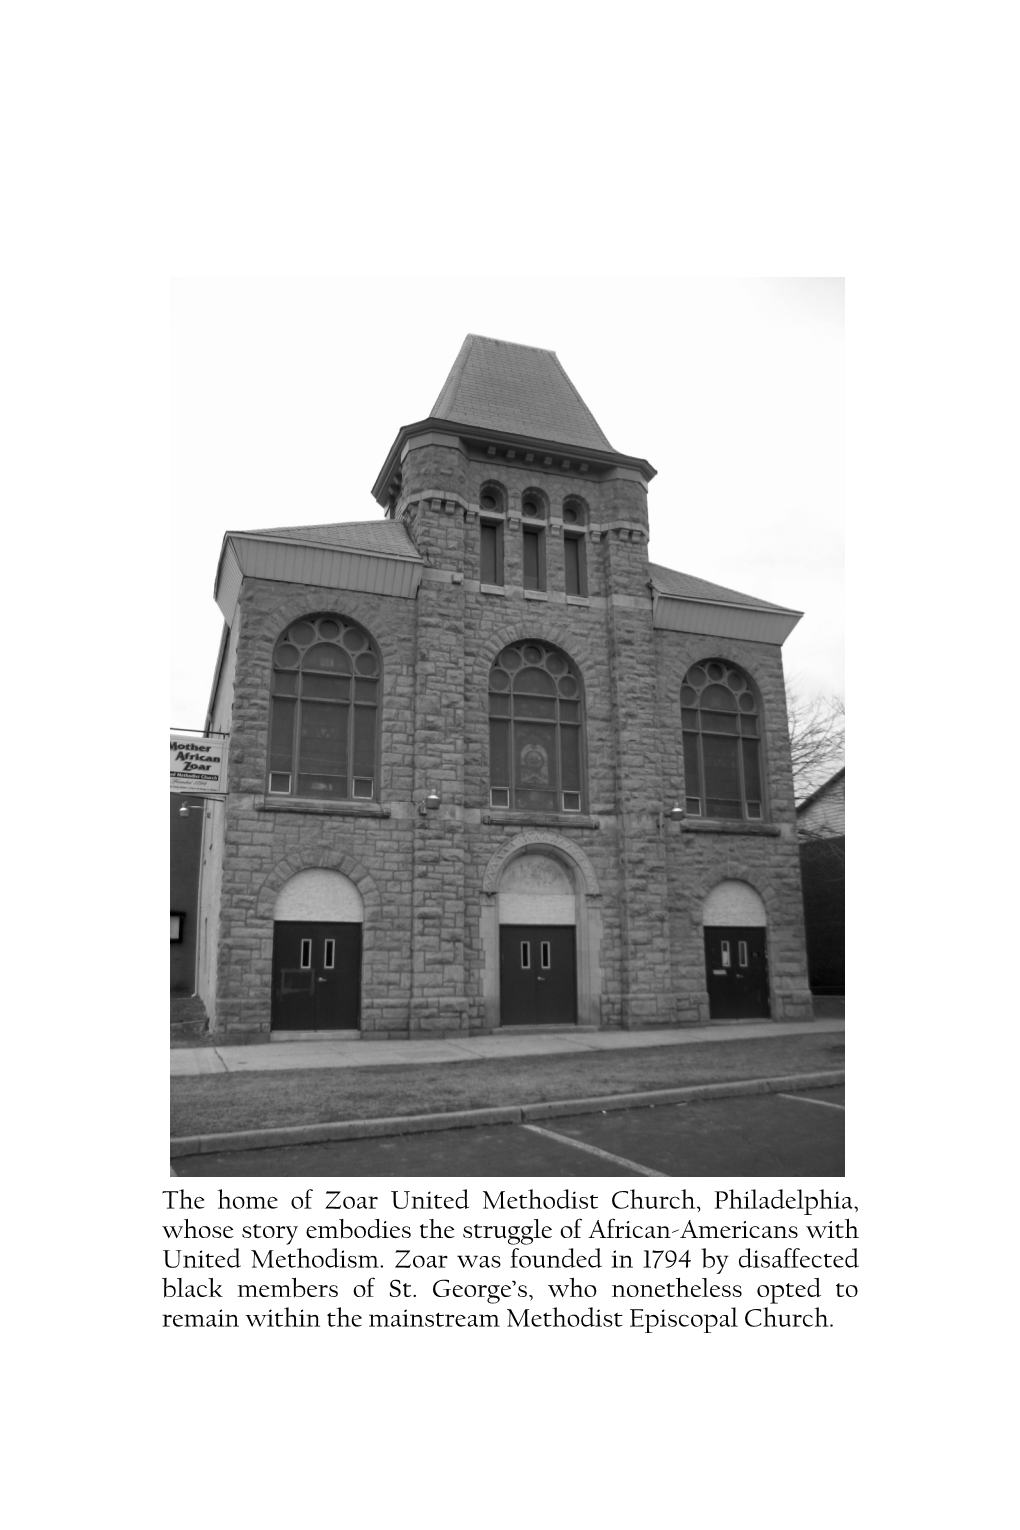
[488,641,584,812]
[268,615,380,800]
[682,661,763,820]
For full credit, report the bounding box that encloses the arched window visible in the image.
[562,496,588,597]
[268,615,380,800]
[479,482,506,586]
[488,641,584,812]
[520,490,547,592]
[681,661,763,820]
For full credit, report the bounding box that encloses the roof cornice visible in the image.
[372,416,656,506]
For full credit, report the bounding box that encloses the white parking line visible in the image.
[778,1093,845,1111]
[523,1123,666,1176]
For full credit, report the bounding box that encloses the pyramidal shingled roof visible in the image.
[431,335,613,452]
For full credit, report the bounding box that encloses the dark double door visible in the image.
[704,925,770,1019]
[271,921,361,1031]
[500,925,576,1026]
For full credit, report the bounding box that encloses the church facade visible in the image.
[194,335,813,1038]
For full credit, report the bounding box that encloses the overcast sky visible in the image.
[167,277,842,728]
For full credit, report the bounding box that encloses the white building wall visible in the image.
[798,773,845,837]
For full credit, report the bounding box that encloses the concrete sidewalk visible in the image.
[170,1018,844,1077]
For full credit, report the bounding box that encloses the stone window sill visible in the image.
[483,809,599,830]
[258,798,391,819]
[479,583,507,596]
[565,595,591,606]
[523,589,549,601]
[681,819,780,837]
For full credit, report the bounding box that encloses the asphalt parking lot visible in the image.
[171,1084,845,1178]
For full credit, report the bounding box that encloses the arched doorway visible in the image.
[498,852,577,1026]
[702,881,770,1019]
[271,870,364,1031]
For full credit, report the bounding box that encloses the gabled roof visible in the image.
[246,520,419,557]
[431,334,613,452]
[648,562,797,614]
[797,767,846,816]
[648,561,802,644]
[213,519,423,626]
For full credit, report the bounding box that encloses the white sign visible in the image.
[171,733,228,794]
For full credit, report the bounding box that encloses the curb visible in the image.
[170,1070,844,1160]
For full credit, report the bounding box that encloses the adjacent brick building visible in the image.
[194,336,813,1038]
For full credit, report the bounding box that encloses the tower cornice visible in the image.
[372,416,656,510]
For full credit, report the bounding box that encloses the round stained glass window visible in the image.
[563,505,578,524]
[489,670,510,691]
[289,622,315,647]
[707,662,725,682]
[681,685,698,706]
[318,619,340,641]
[545,652,566,676]
[523,644,544,666]
[275,644,300,668]
[727,670,745,692]
[355,653,378,676]
[688,666,706,688]
[342,628,366,653]
[480,492,497,511]
[558,676,578,698]
[738,692,756,712]
[499,648,522,671]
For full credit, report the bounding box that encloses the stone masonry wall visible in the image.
[213,577,420,1034]
[654,628,814,1021]
[207,432,812,1034]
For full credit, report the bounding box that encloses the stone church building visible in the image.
[193,335,813,1038]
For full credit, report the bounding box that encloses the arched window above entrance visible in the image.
[268,615,381,801]
[681,661,764,820]
[702,880,766,927]
[274,869,365,922]
[488,641,585,813]
[498,852,576,924]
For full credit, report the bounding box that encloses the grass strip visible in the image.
[171,1033,844,1137]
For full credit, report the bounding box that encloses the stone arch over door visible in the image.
[480,832,603,1028]
[256,852,380,924]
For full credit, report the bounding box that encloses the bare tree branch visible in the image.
[785,681,845,803]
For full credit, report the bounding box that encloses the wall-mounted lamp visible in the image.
[178,800,206,817]
[416,788,442,816]
[657,802,685,830]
